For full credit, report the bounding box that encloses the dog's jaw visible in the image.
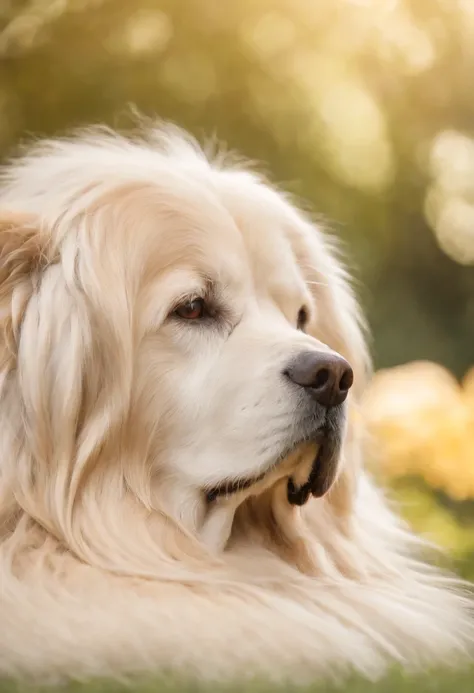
[198,443,320,553]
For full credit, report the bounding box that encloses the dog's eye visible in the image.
[297,306,308,331]
[174,298,206,320]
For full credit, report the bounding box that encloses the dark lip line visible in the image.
[204,424,329,503]
[205,471,268,503]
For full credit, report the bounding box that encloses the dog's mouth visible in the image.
[205,410,343,505]
[287,408,344,505]
[205,471,268,503]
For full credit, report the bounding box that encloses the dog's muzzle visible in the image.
[206,349,351,505]
[283,349,351,504]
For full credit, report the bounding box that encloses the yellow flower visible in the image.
[362,361,474,499]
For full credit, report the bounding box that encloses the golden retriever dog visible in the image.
[0,123,472,685]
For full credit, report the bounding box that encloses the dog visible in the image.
[0,123,472,685]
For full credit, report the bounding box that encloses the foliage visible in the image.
[1,0,474,375]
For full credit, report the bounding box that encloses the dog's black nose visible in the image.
[285,351,353,407]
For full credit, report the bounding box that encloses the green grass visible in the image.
[1,667,473,693]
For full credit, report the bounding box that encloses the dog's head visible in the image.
[0,126,369,567]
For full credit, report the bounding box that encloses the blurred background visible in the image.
[1,0,473,595]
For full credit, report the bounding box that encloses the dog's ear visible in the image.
[0,211,48,369]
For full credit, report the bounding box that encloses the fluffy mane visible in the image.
[0,125,472,685]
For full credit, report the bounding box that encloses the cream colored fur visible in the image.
[0,124,472,685]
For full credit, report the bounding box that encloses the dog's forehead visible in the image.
[214,171,310,302]
[122,178,247,283]
[114,166,311,311]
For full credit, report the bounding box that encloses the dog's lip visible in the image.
[287,414,343,505]
[205,470,268,503]
[286,440,333,505]
[204,425,330,503]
